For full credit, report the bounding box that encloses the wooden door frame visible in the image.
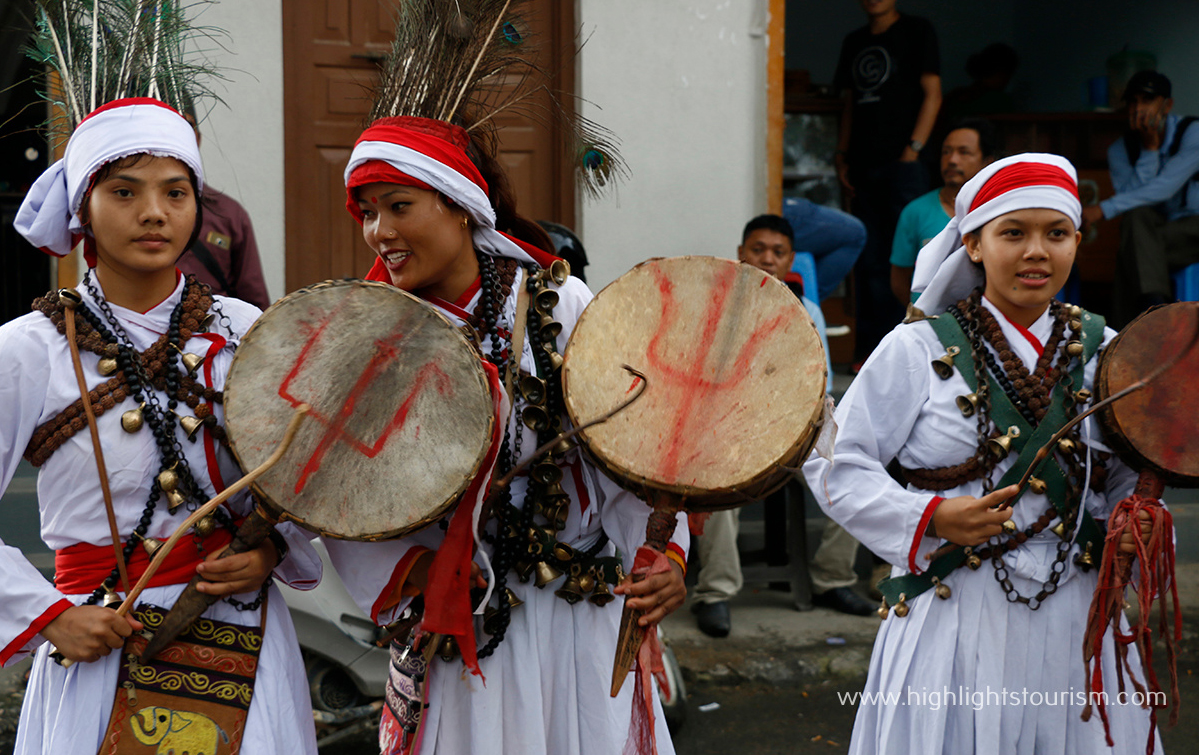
[767,0,785,215]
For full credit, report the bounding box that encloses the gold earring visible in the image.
[461,216,470,229]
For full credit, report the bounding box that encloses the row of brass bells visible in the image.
[987,426,1021,460]
[529,259,571,287]
[931,346,961,380]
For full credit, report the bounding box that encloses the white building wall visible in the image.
[192,0,286,303]
[576,0,770,291]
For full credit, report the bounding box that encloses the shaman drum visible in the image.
[562,256,826,512]
[224,279,494,539]
[1096,302,1199,487]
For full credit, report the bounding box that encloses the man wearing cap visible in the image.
[1083,70,1199,327]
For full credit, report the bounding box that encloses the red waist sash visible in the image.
[54,528,236,595]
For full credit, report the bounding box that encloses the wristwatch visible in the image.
[908,138,924,152]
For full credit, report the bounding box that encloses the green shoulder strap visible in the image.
[877,306,1106,608]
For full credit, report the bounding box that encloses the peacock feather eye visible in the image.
[501,21,524,45]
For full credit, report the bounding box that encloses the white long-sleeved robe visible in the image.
[0,275,322,754]
[803,297,1163,755]
[323,269,690,755]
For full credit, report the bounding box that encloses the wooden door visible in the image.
[282,0,576,292]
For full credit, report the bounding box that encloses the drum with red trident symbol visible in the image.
[562,256,826,512]
[224,279,495,540]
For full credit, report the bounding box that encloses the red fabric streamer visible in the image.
[1081,491,1180,755]
[687,511,711,537]
[419,360,504,678]
[623,546,671,755]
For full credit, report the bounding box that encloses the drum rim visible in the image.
[562,256,826,509]
[1096,303,1199,487]
[224,278,496,540]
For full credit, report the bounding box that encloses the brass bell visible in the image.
[532,463,563,486]
[1001,519,1017,536]
[548,259,571,285]
[503,588,524,609]
[1050,521,1068,539]
[178,413,203,441]
[539,313,563,340]
[1067,304,1083,319]
[1028,476,1047,494]
[58,288,83,308]
[545,350,564,371]
[542,503,568,531]
[97,357,118,376]
[986,426,1020,459]
[577,572,596,593]
[121,403,145,433]
[522,405,550,431]
[877,599,890,620]
[200,313,215,330]
[554,575,586,605]
[520,375,548,405]
[1069,318,1082,331]
[194,515,217,538]
[483,606,502,635]
[892,593,910,618]
[141,536,164,557]
[165,488,187,514]
[1074,388,1092,403]
[550,436,575,456]
[514,561,535,583]
[541,480,568,503]
[180,352,205,376]
[932,577,951,600]
[589,579,616,607]
[534,288,560,314]
[436,635,460,661]
[1058,437,1077,455]
[534,561,564,588]
[931,346,960,379]
[955,392,980,417]
[1074,542,1096,571]
[965,548,982,570]
[157,468,179,492]
[102,589,123,609]
[1065,340,1084,358]
[552,542,576,562]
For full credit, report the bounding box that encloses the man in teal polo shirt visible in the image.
[890,118,997,303]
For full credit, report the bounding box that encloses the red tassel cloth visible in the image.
[1081,492,1180,755]
[622,546,671,755]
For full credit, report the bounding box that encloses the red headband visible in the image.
[970,162,1078,212]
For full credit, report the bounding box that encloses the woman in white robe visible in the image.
[321,116,690,755]
[2,98,321,754]
[804,153,1163,755]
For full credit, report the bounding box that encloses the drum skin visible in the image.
[1096,302,1199,487]
[224,279,494,540]
[563,257,826,511]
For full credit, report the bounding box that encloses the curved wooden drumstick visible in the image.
[54,405,309,667]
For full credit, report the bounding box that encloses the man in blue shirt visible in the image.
[1082,71,1199,327]
[890,118,996,304]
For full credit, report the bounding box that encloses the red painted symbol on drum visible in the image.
[647,265,792,482]
[280,316,453,494]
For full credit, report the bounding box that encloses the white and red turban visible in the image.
[15,98,204,261]
[911,153,1081,315]
[344,116,558,278]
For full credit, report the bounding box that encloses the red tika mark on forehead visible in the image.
[370,196,378,204]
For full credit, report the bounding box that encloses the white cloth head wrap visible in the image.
[911,153,1081,315]
[345,140,540,268]
[15,99,204,257]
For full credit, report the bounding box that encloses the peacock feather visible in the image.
[27,0,224,146]
[370,0,626,198]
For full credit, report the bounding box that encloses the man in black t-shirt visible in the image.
[833,0,941,368]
